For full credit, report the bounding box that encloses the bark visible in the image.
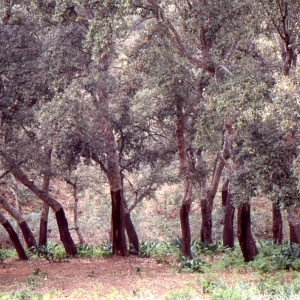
[0,212,28,260]
[91,88,128,256]
[0,193,37,249]
[200,199,212,244]
[1,152,77,256]
[65,178,85,245]
[111,190,127,256]
[222,193,235,248]
[180,203,192,258]
[39,148,51,246]
[175,97,192,258]
[124,211,139,255]
[288,206,300,245]
[272,203,283,245]
[55,208,77,255]
[237,203,258,262]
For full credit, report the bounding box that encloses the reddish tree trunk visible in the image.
[19,221,37,249]
[272,203,283,245]
[55,208,77,256]
[180,203,192,258]
[0,213,27,260]
[222,193,235,248]
[124,211,139,255]
[111,190,127,256]
[237,203,258,262]
[200,199,212,244]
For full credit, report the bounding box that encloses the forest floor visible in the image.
[0,255,259,299]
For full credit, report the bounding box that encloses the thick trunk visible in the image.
[124,211,139,255]
[222,193,235,248]
[0,213,28,260]
[180,203,192,258]
[55,208,77,255]
[288,206,300,245]
[111,190,127,256]
[237,203,258,262]
[0,193,37,249]
[272,203,283,245]
[200,199,212,243]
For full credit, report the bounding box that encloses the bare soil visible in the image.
[0,256,207,299]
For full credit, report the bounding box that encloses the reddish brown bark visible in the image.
[180,203,192,258]
[200,199,212,244]
[222,193,235,248]
[124,211,139,255]
[237,203,258,262]
[272,203,283,245]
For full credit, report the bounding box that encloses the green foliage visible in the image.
[28,243,67,262]
[177,256,205,273]
[215,247,246,271]
[191,240,225,257]
[76,244,111,258]
[26,268,48,290]
[164,287,192,300]
[251,241,300,272]
[0,248,18,260]
[138,240,158,258]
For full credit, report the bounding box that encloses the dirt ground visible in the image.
[0,256,208,299]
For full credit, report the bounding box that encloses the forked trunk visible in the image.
[0,212,28,260]
[180,203,192,258]
[222,193,235,248]
[111,190,127,256]
[124,211,139,255]
[237,202,258,262]
[272,203,283,245]
[0,193,37,249]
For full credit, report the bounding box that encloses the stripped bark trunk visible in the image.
[39,148,51,246]
[222,193,235,248]
[176,97,192,258]
[272,203,283,245]
[0,212,28,260]
[237,203,258,262]
[288,206,300,245]
[0,193,37,249]
[91,89,127,256]
[0,151,77,256]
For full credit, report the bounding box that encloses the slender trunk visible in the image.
[175,97,192,258]
[0,212,28,260]
[272,203,283,245]
[237,203,258,262]
[111,190,127,256]
[1,151,77,255]
[180,203,192,258]
[223,193,235,248]
[65,178,85,245]
[0,193,37,249]
[39,148,52,246]
[124,211,139,255]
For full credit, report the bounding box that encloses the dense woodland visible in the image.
[0,0,300,263]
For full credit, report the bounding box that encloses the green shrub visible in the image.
[177,255,205,273]
[29,243,67,262]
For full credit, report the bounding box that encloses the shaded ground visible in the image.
[0,256,207,299]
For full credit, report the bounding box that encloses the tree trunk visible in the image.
[1,151,77,256]
[223,193,235,248]
[237,202,258,262]
[39,148,52,246]
[180,203,192,258]
[200,199,213,244]
[0,212,28,260]
[175,97,193,258]
[272,203,283,245]
[111,190,127,256]
[0,193,37,249]
[124,211,139,255]
[288,206,300,245]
